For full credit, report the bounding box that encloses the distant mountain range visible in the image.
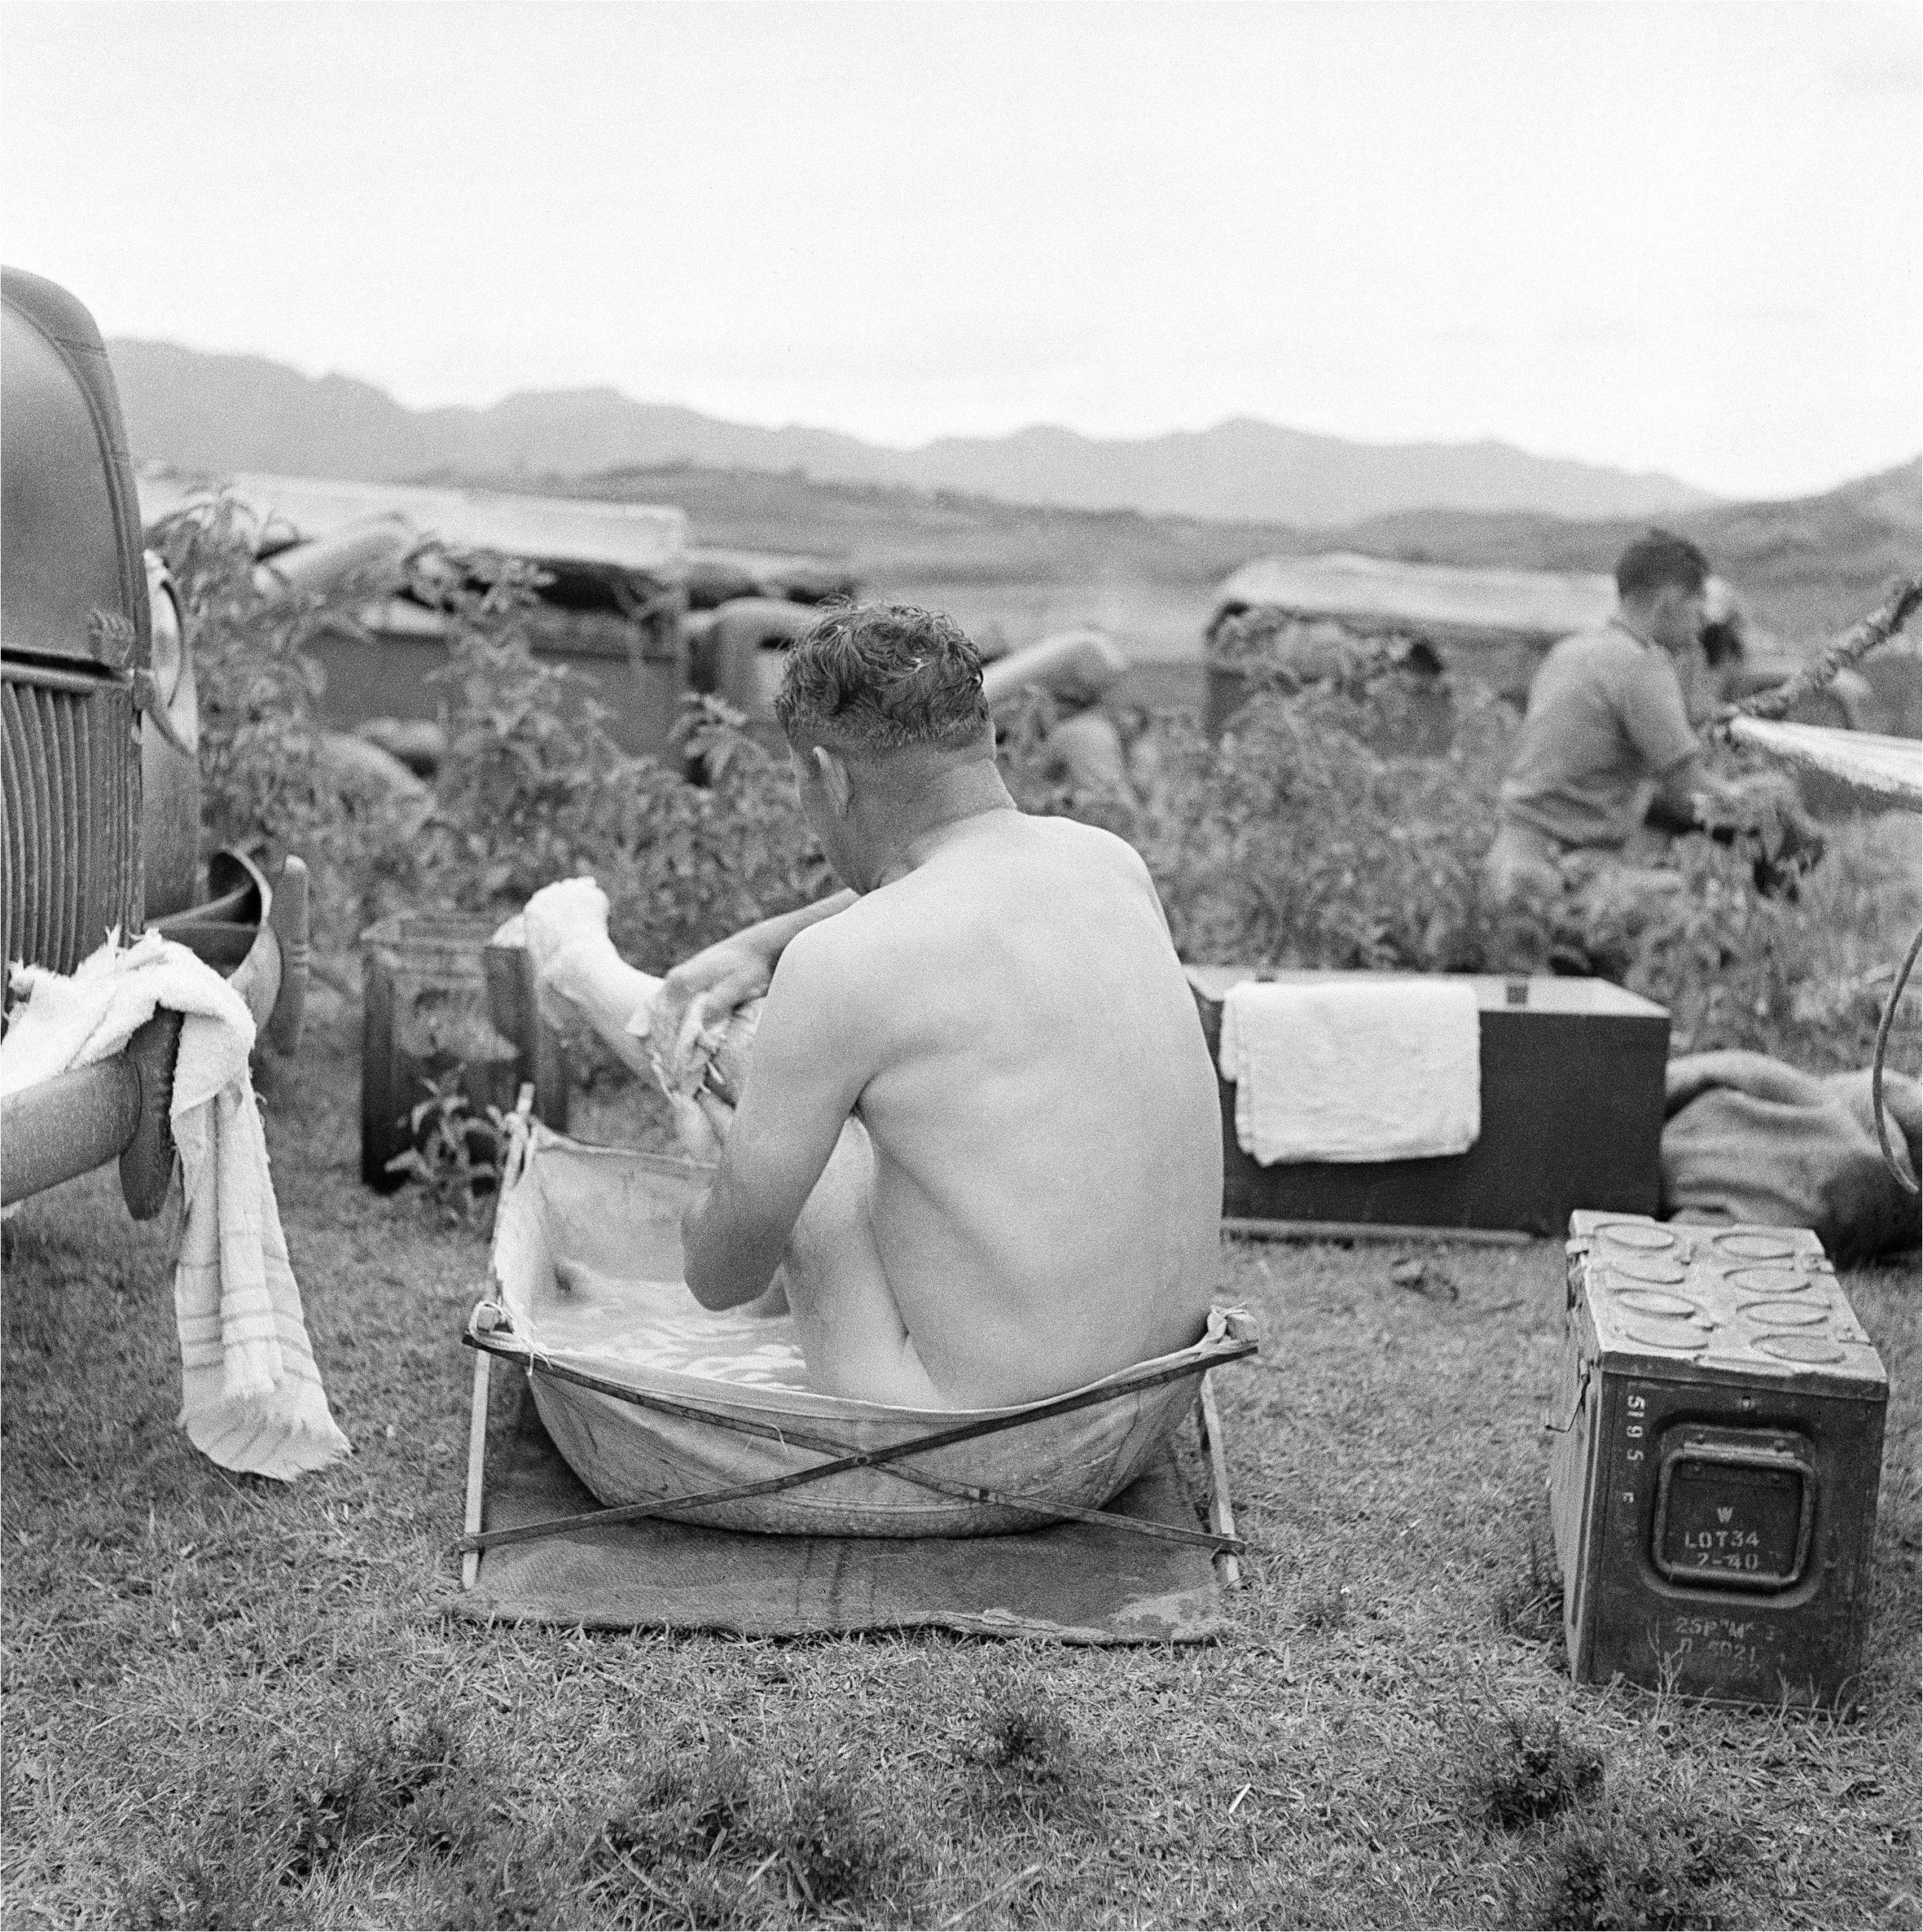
[562,455,1919,653]
[107,338,1719,529]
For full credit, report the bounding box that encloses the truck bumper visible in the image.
[0,851,310,1217]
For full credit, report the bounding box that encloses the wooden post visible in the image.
[1223,1215,1531,1248]
[1198,1371,1241,1589]
[484,932,571,1131]
[461,1346,491,1592]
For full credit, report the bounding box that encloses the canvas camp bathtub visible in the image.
[470,1121,1255,1539]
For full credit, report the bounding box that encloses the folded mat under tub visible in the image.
[457,1372,1228,1644]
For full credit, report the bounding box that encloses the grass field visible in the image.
[3,980,1917,1930]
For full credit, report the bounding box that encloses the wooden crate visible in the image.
[1189,970,1669,1236]
[360,914,568,1190]
[1548,1211,1887,1708]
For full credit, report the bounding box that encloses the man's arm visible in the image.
[649,889,857,1051]
[679,924,873,1310]
[1646,747,1709,830]
[1617,651,1744,832]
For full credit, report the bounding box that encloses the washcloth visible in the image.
[1,932,350,1480]
[518,877,752,1155]
[1217,977,1481,1164]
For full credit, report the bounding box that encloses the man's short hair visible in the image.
[1615,529,1710,601]
[774,602,992,752]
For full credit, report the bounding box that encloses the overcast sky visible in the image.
[4,1,1918,499]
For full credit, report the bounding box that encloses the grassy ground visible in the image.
[2,991,1918,1930]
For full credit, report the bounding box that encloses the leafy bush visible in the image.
[149,494,423,949]
[1528,1804,1740,1930]
[1127,688,1511,974]
[157,497,830,974]
[583,1747,911,1925]
[1466,1713,1604,1831]
[383,1075,507,1226]
[965,1688,1084,1820]
[408,549,830,972]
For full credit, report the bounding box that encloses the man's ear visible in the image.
[811,745,853,817]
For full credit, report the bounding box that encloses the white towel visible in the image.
[1217,977,1481,1164]
[518,878,740,1162]
[2,932,351,1481]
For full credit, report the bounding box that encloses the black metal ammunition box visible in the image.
[1549,1211,1887,1708]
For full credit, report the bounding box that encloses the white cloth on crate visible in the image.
[1217,977,1482,1165]
[0,932,350,1480]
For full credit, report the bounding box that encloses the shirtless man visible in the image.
[636,602,1220,1410]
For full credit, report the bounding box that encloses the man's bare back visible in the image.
[715,810,1219,1406]
[669,605,1223,1410]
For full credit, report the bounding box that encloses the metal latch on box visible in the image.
[1542,1356,1592,1437]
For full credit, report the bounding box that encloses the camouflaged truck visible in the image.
[1,267,309,1217]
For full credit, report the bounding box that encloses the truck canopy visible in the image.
[1210,550,1615,645]
[137,469,686,580]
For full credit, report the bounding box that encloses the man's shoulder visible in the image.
[1547,623,1641,665]
[1024,808,1150,875]
[1540,623,1667,693]
[782,873,947,979]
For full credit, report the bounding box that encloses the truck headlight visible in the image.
[146,555,185,704]
[141,551,198,755]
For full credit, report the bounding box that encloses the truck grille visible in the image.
[2,667,141,983]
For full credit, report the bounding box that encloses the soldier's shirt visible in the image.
[1497,619,1698,852]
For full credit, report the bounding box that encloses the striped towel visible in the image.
[2,932,349,1480]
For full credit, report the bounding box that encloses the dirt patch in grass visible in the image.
[3,982,1918,1929]
[965,1686,1087,1826]
[581,1746,912,1927]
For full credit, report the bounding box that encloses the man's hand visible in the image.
[648,938,776,1089]
[670,1088,735,1164]
[1669,770,1825,899]
[645,891,859,1091]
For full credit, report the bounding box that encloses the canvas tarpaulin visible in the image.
[1661,1051,1922,1267]
[1725,718,1923,811]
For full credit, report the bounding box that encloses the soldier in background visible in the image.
[1484,530,1813,926]
[983,625,1140,829]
